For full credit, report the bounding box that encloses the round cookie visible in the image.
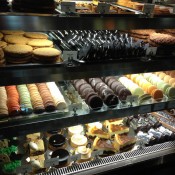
[27,39,53,48]
[151,89,163,101]
[24,32,48,39]
[4,35,29,44]
[165,87,175,99]
[0,41,7,49]
[0,32,3,40]
[1,30,25,35]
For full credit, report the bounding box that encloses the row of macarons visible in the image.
[0,82,66,117]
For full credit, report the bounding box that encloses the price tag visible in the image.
[69,103,82,111]
[16,165,32,174]
[44,157,59,168]
[138,105,151,114]
[69,154,81,162]
[61,2,75,13]
[168,100,175,109]
[97,3,110,14]
[63,51,77,62]
[92,150,103,157]
[146,47,157,56]
[153,102,166,111]
[143,4,155,14]
[126,95,138,104]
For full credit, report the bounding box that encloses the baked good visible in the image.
[46,82,67,110]
[86,126,110,139]
[29,139,45,156]
[51,149,69,168]
[36,83,56,112]
[33,48,61,63]
[28,39,53,48]
[29,154,45,173]
[114,134,136,152]
[24,32,48,39]
[27,84,45,114]
[86,122,102,131]
[108,124,129,136]
[17,84,33,115]
[75,146,92,163]
[1,30,25,35]
[92,137,117,153]
[0,87,8,118]
[0,41,7,49]
[0,48,5,65]
[149,32,175,46]
[26,133,40,142]
[68,125,84,137]
[4,35,29,44]
[48,134,66,151]
[6,86,20,116]
[4,44,33,64]
[70,134,87,148]
[0,32,3,40]
[104,118,124,128]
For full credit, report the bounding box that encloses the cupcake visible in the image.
[48,134,66,151]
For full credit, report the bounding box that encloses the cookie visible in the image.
[1,30,25,35]
[0,32,3,40]
[4,35,29,44]
[0,48,4,59]
[129,29,155,36]
[24,32,48,39]
[0,41,7,49]
[27,39,53,48]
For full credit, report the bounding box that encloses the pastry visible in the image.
[108,124,129,136]
[92,137,117,153]
[46,82,67,110]
[104,118,124,128]
[33,48,61,63]
[24,32,48,39]
[29,139,45,156]
[6,86,20,116]
[1,30,25,35]
[4,44,33,64]
[70,134,87,148]
[36,83,56,112]
[4,35,29,44]
[29,154,45,173]
[48,134,66,151]
[0,41,7,49]
[86,126,110,139]
[28,39,53,48]
[17,84,33,115]
[51,149,69,168]
[0,86,8,118]
[27,84,45,114]
[75,146,92,163]
[86,122,102,131]
[26,133,40,142]
[68,125,84,137]
[114,134,136,152]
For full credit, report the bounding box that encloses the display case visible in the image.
[0,0,175,175]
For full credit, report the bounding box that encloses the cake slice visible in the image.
[114,134,136,152]
[86,126,110,139]
[26,133,40,142]
[92,137,118,153]
[104,118,124,128]
[29,139,45,156]
[108,124,129,136]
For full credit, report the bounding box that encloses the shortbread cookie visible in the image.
[4,35,29,44]
[27,39,53,48]
[24,32,48,39]
[1,30,25,35]
[0,32,3,40]
[130,29,155,36]
[0,41,7,49]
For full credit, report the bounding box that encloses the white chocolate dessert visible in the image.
[46,82,67,110]
[75,146,92,162]
[68,125,84,137]
[29,139,45,156]
[70,134,87,148]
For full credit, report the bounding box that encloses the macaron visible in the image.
[151,89,163,101]
[165,87,175,99]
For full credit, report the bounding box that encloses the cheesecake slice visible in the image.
[104,118,124,128]
[108,124,129,136]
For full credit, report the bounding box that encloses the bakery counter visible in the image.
[0,15,175,31]
[1,56,175,86]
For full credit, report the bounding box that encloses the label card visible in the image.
[97,3,110,14]
[138,105,151,114]
[92,150,103,157]
[168,100,175,109]
[126,95,138,104]
[143,4,155,14]
[146,47,157,56]
[44,157,59,168]
[63,51,77,62]
[61,2,76,13]
[153,102,166,111]
[16,165,32,174]
[69,154,81,162]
